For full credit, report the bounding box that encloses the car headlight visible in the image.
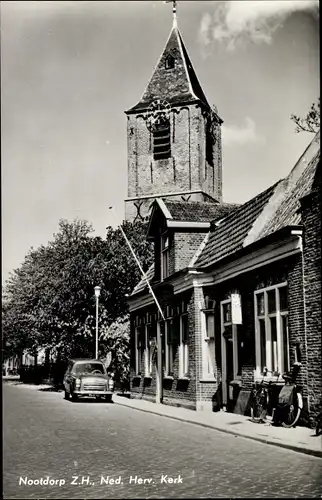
[75,378,81,389]
[108,379,114,390]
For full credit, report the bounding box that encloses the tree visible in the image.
[3,218,153,365]
[99,316,130,390]
[291,98,320,134]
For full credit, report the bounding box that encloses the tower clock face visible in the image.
[146,99,171,131]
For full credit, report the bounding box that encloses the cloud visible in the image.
[198,0,318,51]
[222,117,263,146]
[197,12,212,46]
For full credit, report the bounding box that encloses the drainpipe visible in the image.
[193,279,202,411]
[299,234,310,415]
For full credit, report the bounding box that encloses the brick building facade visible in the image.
[128,132,320,424]
[126,14,321,424]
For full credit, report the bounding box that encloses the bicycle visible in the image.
[316,411,322,436]
[272,363,303,428]
[250,368,279,424]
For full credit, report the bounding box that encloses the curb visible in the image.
[114,398,322,459]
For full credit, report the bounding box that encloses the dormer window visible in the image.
[161,232,169,280]
[153,119,171,160]
[165,54,175,69]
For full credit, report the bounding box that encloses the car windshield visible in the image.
[74,362,106,375]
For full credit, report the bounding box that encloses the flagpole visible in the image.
[108,206,164,404]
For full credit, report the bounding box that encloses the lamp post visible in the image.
[94,286,101,359]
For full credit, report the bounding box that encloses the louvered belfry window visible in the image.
[153,118,171,160]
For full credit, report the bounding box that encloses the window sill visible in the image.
[204,337,215,342]
[200,378,216,382]
[163,375,174,380]
[254,375,284,385]
[144,375,152,380]
[178,376,190,381]
[133,374,142,379]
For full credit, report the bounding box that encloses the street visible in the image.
[3,383,322,499]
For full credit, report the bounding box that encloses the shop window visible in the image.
[145,322,155,377]
[254,283,289,377]
[201,296,216,379]
[135,324,145,375]
[165,318,174,376]
[180,313,189,377]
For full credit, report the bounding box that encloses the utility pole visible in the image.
[109,206,164,404]
[94,286,101,359]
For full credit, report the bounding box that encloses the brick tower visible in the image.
[124,7,223,222]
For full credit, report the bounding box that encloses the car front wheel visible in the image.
[64,390,69,400]
[71,392,78,402]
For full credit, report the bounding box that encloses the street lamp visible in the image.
[94,286,101,359]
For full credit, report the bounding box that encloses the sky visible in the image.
[1,0,320,284]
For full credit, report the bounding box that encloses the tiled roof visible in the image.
[196,131,320,269]
[259,146,320,238]
[126,24,212,114]
[131,264,154,296]
[163,200,239,223]
[196,183,278,268]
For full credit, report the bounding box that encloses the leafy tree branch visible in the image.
[291,98,320,134]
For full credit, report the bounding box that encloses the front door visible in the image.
[221,299,242,410]
[223,328,234,408]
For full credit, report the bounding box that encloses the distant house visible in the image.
[128,132,321,422]
[3,347,48,376]
[3,355,20,376]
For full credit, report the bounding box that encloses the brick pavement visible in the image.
[113,394,322,458]
[3,383,322,499]
[5,380,322,458]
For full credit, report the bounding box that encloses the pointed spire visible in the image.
[126,1,213,114]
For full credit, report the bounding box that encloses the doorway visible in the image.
[221,299,242,409]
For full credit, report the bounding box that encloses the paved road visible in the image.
[3,383,322,499]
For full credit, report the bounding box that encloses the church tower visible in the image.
[124,4,223,222]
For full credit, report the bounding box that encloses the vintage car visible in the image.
[63,358,114,402]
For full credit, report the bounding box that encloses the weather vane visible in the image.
[164,0,177,27]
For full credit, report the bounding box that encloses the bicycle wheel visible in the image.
[281,392,302,428]
[316,418,322,436]
[251,396,267,423]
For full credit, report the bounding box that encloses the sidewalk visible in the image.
[113,394,322,459]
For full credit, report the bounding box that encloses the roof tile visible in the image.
[131,264,154,296]
[163,199,239,223]
[195,183,279,268]
[196,132,320,269]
